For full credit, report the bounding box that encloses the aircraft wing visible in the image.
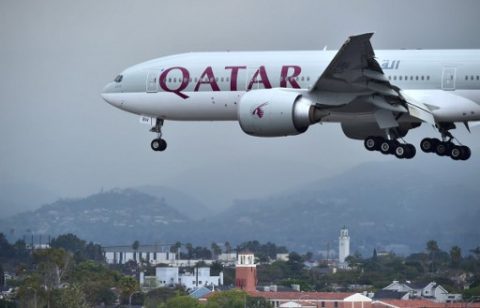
[311,33,434,125]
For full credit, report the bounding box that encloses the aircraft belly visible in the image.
[108,92,239,121]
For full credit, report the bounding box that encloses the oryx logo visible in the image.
[252,102,268,119]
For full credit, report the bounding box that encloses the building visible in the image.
[155,266,223,290]
[339,226,350,265]
[103,245,176,265]
[235,251,257,292]
[372,299,480,308]
[246,291,372,308]
[383,281,462,303]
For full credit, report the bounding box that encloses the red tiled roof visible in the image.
[248,291,354,300]
[374,299,480,308]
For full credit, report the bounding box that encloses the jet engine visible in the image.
[238,89,317,137]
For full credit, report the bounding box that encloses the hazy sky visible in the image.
[1,0,480,213]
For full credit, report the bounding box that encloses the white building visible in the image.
[103,245,176,265]
[383,280,462,303]
[338,226,350,264]
[155,266,223,290]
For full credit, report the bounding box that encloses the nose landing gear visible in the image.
[150,119,167,152]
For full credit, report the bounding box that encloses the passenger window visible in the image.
[221,77,224,82]
[471,76,475,80]
[301,76,305,81]
[168,78,172,83]
[427,76,430,81]
[399,76,402,80]
[226,77,230,82]
[410,76,413,80]
[465,76,469,81]
[421,76,424,80]
[388,76,391,80]
[307,77,310,81]
[416,76,419,80]
[477,76,479,80]
[405,76,408,80]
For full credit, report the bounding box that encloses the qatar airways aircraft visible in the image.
[102,33,480,160]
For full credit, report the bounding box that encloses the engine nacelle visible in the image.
[238,89,315,137]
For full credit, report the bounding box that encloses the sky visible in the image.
[1,0,480,215]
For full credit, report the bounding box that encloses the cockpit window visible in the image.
[114,75,123,83]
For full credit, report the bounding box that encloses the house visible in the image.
[383,281,462,303]
[373,290,410,300]
[373,299,480,308]
[155,266,223,290]
[246,291,372,308]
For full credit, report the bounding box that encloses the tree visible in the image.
[170,241,182,257]
[211,242,222,259]
[51,284,88,308]
[224,241,232,254]
[426,240,440,272]
[165,295,200,308]
[50,234,86,254]
[206,289,248,308]
[0,233,14,259]
[185,243,194,259]
[118,275,139,306]
[450,246,462,268]
[144,287,187,308]
[0,263,4,286]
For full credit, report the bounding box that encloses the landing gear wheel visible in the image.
[420,138,436,153]
[460,146,471,160]
[435,142,451,157]
[405,144,416,159]
[151,138,167,152]
[394,144,407,159]
[364,136,381,151]
[450,145,463,160]
[380,140,396,155]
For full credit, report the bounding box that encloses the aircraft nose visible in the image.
[101,82,118,107]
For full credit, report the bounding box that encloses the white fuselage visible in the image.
[102,50,480,124]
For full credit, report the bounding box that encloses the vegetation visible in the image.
[1,232,480,307]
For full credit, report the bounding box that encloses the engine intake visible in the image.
[238,89,316,137]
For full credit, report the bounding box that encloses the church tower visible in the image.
[339,226,350,264]
[235,251,257,292]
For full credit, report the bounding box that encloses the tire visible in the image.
[151,139,167,151]
[435,142,449,156]
[364,136,380,151]
[405,144,416,159]
[450,146,462,160]
[394,144,406,159]
[460,146,471,160]
[380,140,392,155]
[420,138,433,153]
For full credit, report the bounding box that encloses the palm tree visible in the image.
[450,246,462,267]
[426,240,439,272]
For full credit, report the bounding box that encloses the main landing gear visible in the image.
[364,136,416,159]
[150,119,167,152]
[419,125,471,160]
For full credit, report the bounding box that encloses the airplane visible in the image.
[101,33,480,160]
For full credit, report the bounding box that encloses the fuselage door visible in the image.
[441,67,456,91]
[146,71,159,93]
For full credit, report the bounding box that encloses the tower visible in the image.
[339,226,350,264]
[235,251,257,292]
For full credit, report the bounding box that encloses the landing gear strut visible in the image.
[150,119,167,152]
[419,123,471,160]
[364,136,416,159]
